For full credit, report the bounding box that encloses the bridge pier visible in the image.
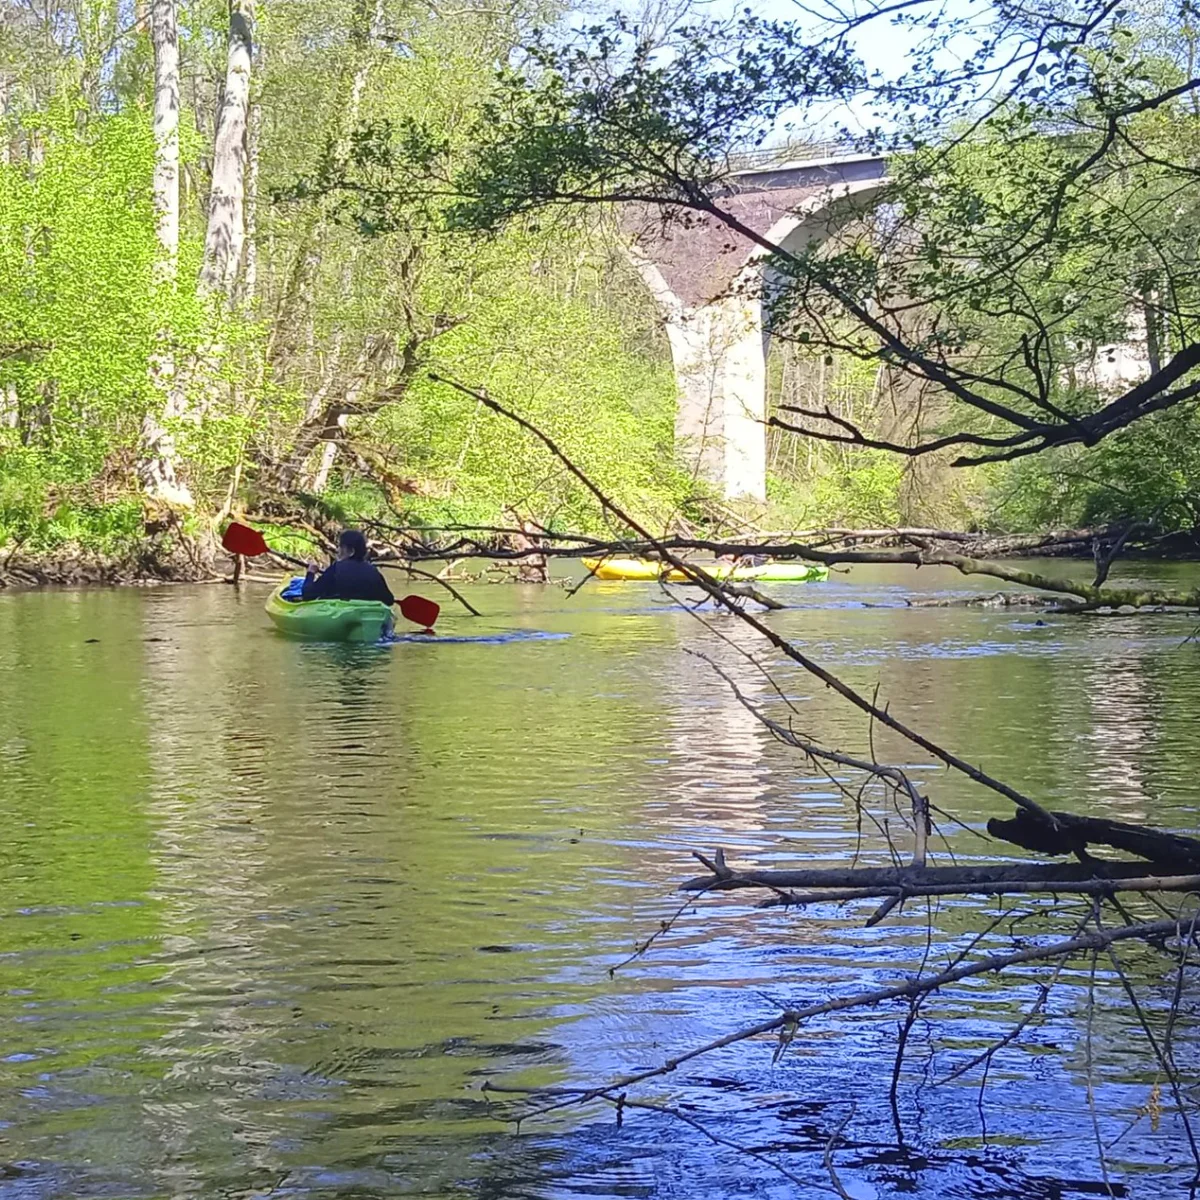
[626,153,889,503]
[664,294,768,502]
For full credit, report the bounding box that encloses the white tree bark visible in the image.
[139,0,192,506]
[1,382,17,428]
[150,0,179,276]
[200,0,254,298]
[0,73,10,166]
[309,415,347,492]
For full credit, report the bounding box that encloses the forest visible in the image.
[1,0,688,575]
[3,0,1200,578]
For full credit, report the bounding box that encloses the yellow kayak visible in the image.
[583,557,672,581]
[582,558,828,583]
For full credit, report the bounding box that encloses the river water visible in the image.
[2,562,1199,1199]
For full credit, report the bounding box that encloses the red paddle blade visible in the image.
[222,522,270,558]
[398,594,440,630]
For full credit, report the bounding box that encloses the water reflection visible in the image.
[1079,644,1158,821]
[0,566,1198,1198]
[663,632,773,843]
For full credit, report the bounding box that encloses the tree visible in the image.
[200,0,253,299]
[138,0,190,505]
[0,0,691,562]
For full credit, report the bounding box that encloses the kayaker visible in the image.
[302,530,396,605]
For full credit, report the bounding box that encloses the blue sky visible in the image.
[784,0,1002,136]
[571,0,1008,142]
[686,0,1002,138]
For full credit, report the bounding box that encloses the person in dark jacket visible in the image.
[302,530,395,605]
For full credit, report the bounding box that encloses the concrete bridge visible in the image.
[627,149,889,502]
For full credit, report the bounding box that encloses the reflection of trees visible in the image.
[0,593,161,1000]
[127,585,677,1179]
[137,583,292,1188]
[4,580,1198,1194]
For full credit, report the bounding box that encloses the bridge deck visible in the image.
[629,154,888,308]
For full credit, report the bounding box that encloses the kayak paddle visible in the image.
[221,522,441,632]
[396,593,440,633]
[222,520,306,567]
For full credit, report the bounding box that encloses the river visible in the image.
[2,562,1198,1199]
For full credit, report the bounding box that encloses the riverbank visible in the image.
[0,545,220,589]
[4,520,1200,591]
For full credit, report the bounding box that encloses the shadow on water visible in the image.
[1,567,1199,1198]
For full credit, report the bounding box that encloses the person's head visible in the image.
[337,529,368,562]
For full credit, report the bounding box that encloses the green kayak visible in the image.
[265,579,394,642]
[714,562,829,583]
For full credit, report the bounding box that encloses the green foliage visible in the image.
[0,92,254,554]
[0,104,158,443]
[12,0,1200,566]
[988,406,1200,530]
[332,13,864,237]
[0,103,159,550]
[765,345,911,527]
[0,0,695,560]
[768,449,903,528]
[358,0,1200,534]
[243,0,695,539]
[366,270,685,531]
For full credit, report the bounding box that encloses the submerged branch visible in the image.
[988,809,1200,868]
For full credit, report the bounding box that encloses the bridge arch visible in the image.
[626,155,889,502]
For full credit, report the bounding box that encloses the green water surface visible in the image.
[1,562,1198,1198]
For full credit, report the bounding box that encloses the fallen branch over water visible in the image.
[419,378,1200,1188]
[988,809,1200,868]
[681,856,1200,896]
[363,523,1200,612]
[427,375,1062,827]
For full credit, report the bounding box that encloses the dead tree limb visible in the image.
[364,523,1200,612]
[755,873,1200,908]
[988,809,1200,869]
[681,858,1200,895]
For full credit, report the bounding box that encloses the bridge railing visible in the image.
[727,138,878,171]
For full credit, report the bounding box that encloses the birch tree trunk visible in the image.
[138,0,192,506]
[0,74,10,166]
[150,0,179,276]
[309,414,348,492]
[200,0,254,299]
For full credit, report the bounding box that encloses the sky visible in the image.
[753,0,1006,140]
[577,0,1007,142]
